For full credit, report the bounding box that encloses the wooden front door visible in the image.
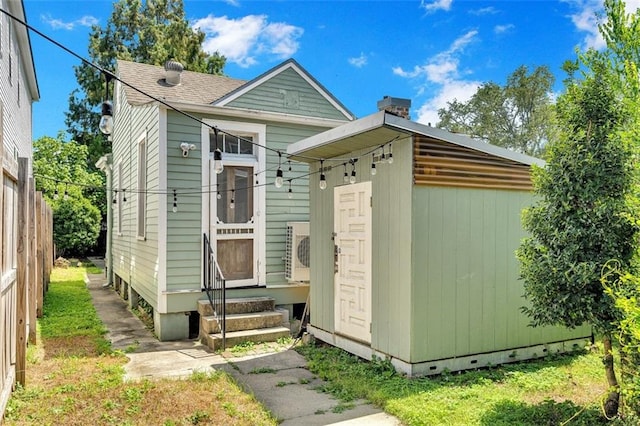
[334,181,372,343]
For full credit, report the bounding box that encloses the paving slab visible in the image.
[85,257,403,425]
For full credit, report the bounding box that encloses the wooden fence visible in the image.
[0,155,53,418]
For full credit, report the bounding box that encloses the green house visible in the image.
[99,59,353,341]
[287,100,592,376]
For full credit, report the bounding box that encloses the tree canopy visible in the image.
[437,65,556,158]
[65,0,226,167]
[34,135,104,256]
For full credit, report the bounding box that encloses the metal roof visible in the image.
[287,110,544,166]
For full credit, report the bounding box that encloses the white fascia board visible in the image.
[156,100,348,129]
[287,110,387,158]
[9,0,39,100]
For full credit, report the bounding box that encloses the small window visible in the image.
[136,135,147,239]
[209,131,253,155]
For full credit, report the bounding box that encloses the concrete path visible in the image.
[84,257,402,425]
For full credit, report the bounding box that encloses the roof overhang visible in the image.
[287,110,545,167]
[10,0,39,101]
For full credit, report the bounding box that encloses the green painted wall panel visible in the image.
[227,68,347,120]
[410,186,591,363]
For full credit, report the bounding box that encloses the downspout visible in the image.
[96,153,113,285]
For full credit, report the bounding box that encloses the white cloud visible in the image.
[192,14,303,67]
[41,14,98,30]
[348,53,368,68]
[494,24,514,34]
[564,0,640,50]
[420,0,453,13]
[393,30,480,126]
[225,0,240,6]
[469,7,498,16]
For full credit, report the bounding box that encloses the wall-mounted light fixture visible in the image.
[179,142,196,157]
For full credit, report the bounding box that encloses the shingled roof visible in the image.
[116,60,247,106]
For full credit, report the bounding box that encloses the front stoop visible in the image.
[197,297,290,351]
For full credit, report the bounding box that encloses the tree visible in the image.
[437,65,556,157]
[33,134,104,256]
[66,0,226,168]
[516,55,638,419]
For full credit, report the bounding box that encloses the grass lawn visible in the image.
[4,265,277,426]
[296,343,625,425]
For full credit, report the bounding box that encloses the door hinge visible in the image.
[370,196,372,207]
[369,322,372,333]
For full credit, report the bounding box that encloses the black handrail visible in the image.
[203,233,226,350]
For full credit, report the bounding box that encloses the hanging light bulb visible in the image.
[216,191,222,200]
[63,187,69,200]
[213,149,224,174]
[275,151,284,188]
[99,73,114,135]
[275,168,284,188]
[343,163,349,183]
[387,144,394,164]
[288,181,293,199]
[230,189,235,209]
[122,189,127,202]
[112,189,117,204]
[319,160,327,190]
[173,190,178,213]
[371,154,377,176]
[53,188,59,200]
[349,161,357,184]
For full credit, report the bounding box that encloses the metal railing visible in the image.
[203,233,226,350]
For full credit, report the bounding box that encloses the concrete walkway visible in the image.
[85,257,402,425]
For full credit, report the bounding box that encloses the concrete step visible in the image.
[201,326,291,351]
[200,310,285,334]
[197,296,275,316]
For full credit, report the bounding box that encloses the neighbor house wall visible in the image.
[409,186,592,363]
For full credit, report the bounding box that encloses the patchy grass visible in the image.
[297,343,621,426]
[4,266,277,426]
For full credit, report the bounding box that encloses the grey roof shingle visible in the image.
[116,60,247,106]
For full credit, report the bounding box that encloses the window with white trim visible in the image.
[136,134,147,239]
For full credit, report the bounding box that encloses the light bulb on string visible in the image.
[112,189,117,204]
[53,188,59,200]
[63,186,69,201]
[288,180,293,199]
[230,189,235,209]
[343,163,349,183]
[349,160,357,184]
[122,189,127,202]
[275,151,284,188]
[387,144,394,164]
[172,189,178,213]
[319,160,327,190]
[371,154,377,176]
[213,128,224,174]
[216,191,222,200]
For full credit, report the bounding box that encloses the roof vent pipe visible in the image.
[164,60,184,86]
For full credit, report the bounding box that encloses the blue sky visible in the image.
[22,0,638,140]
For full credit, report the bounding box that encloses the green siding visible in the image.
[227,68,347,120]
[410,186,591,363]
[111,87,161,311]
[308,138,414,362]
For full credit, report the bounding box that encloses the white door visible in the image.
[334,181,372,343]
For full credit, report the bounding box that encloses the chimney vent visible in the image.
[164,60,184,86]
[377,96,411,120]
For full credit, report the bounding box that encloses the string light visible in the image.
[172,189,178,213]
[230,189,235,209]
[371,154,377,176]
[387,144,394,164]
[319,160,327,190]
[288,180,293,199]
[122,189,127,202]
[343,163,349,183]
[213,129,224,174]
[275,151,284,188]
[53,188,59,200]
[350,160,357,184]
[216,191,222,200]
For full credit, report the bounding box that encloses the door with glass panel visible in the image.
[210,131,259,288]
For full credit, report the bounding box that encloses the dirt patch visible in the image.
[41,336,104,359]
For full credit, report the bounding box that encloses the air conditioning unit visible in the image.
[285,222,310,282]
